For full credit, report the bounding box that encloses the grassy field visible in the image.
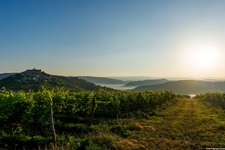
[97,98,225,149]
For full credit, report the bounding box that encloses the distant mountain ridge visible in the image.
[0,73,16,80]
[134,80,225,94]
[78,76,125,85]
[111,76,152,81]
[124,79,169,87]
[2,71,225,94]
[0,69,110,91]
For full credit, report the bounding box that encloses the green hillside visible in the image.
[0,69,109,91]
[134,80,225,94]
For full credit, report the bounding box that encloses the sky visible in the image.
[1,0,225,78]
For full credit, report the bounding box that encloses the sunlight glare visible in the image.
[186,44,220,71]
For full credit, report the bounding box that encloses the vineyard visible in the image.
[0,88,180,149]
[196,92,225,109]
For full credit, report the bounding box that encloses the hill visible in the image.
[0,73,16,80]
[134,80,225,94]
[124,79,169,87]
[0,69,110,91]
[78,76,125,85]
[111,76,152,81]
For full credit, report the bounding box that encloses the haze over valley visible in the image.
[1,70,225,95]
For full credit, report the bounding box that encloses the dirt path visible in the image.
[117,98,225,149]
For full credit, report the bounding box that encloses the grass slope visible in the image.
[109,98,225,149]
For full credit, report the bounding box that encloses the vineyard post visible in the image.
[50,104,57,148]
[90,96,96,126]
[45,88,57,148]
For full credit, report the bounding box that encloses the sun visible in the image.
[185,44,220,71]
[192,46,219,69]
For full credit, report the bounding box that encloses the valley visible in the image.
[1,70,225,149]
[2,70,225,94]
